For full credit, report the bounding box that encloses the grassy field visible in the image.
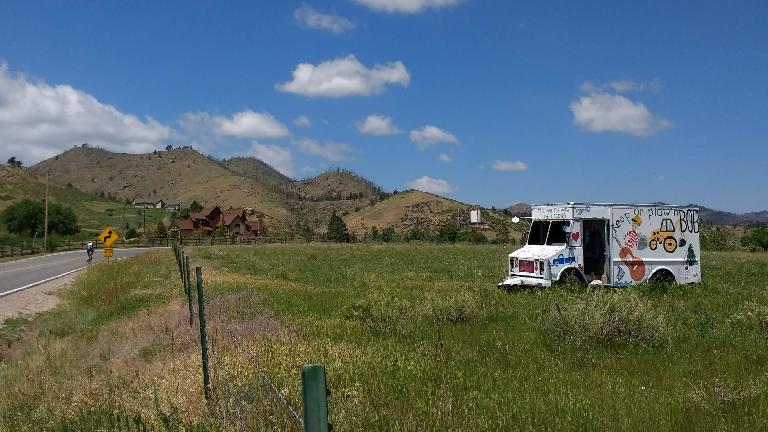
[1,245,767,430]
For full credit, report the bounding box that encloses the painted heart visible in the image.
[571,232,580,242]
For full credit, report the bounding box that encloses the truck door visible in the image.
[582,219,608,282]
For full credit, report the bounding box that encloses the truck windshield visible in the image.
[547,221,569,245]
[527,220,570,245]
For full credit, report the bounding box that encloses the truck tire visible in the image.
[649,239,658,250]
[557,269,585,288]
[649,269,676,285]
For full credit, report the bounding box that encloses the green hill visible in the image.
[0,165,168,242]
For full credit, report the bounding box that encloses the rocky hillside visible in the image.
[344,189,469,235]
[220,156,293,189]
[505,203,532,217]
[31,146,292,224]
[283,170,386,230]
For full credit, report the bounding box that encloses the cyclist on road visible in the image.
[86,241,94,263]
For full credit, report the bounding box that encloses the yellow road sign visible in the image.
[103,247,113,257]
[98,226,119,247]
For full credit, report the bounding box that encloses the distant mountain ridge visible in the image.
[21,146,764,234]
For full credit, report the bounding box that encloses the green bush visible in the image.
[741,227,768,251]
[0,199,79,236]
[381,226,396,242]
[542,289,668,348]
[701,227,733,251]
[456,229,488,244]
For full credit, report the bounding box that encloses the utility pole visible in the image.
[43,171,49,254]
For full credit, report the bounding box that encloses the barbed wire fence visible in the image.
[173,243,324,432]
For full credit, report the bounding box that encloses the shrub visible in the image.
[345,290,487,336]
[541,289,668,348]
[701,227,734,251]
[381,226,396,243]
[437,223,460,243]
[741,227,768,251]
[456,229,488,244]
[425,290,486,325]
[125,227,138,239]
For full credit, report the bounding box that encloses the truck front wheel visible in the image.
[557,269,585,288]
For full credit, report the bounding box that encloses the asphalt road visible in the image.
[0,247,165,297]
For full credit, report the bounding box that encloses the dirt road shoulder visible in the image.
[0,273,78,326]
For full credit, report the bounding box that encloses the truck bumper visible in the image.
[497,276,552,289]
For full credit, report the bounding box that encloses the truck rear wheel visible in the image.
[649,269,676,285]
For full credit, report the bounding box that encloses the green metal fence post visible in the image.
[180,251,187,294]
[195,266,211,401]
[185,256,193,327]
[302,364,330,432]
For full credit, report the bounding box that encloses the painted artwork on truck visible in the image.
[499,203,701,289]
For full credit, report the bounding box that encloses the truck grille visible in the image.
[519,260,534,273]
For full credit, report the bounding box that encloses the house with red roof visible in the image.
[171,206,265,238]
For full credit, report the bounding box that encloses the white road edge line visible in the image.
[0,247,168,299]
[0,266,87,299]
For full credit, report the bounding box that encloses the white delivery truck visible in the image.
[499,203,701,288]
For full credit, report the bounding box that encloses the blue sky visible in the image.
[1,1,767,212]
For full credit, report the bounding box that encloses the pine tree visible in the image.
[156,220,167,238]
[327,211,350,243]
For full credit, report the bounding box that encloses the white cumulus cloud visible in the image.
[214,110,290,139]
[406,176,457,194]
[438,153,451,162]
[295,138,351,161]
[409,125,459,148]
[356,114,401,135]
[294,4,355,33]
[492,160,527,172]
[294,115,311,128]
[353,0,463,13]
[570,93,670,136]
[0,63,172,165]
[250,142,294,178]
[275,55,410,97]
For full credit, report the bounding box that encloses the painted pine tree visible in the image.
[685,244,698,266]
